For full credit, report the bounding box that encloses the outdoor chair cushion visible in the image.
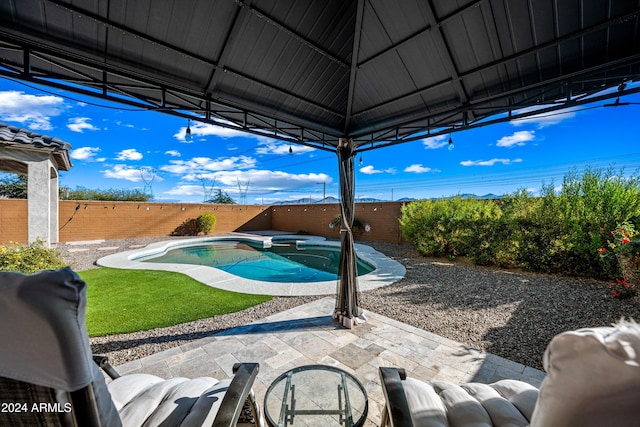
[529,320,640,427]
[380,320,640,427]
[109,374,235,427]
[401,378,537,426]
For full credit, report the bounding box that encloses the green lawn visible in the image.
[79,268,272,337]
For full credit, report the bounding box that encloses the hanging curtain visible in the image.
[334,138,364,328]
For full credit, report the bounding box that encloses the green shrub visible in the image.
[196,212,217,234]
[0,240,66,274]
[400,196,502,262]
[399,167,640,279]
[62,186,151,201]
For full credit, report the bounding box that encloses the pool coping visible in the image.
[96,233,406,296]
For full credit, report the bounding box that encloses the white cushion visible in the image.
[402,378,537,427]
[530,320,640,427]
[108,373,232,427]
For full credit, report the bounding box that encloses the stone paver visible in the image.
[115,297,545,427]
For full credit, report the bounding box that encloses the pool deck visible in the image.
[97,232,406,296]
[113,297,545,427]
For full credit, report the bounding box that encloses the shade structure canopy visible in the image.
[1,0,639,325]
[1,0,639,152]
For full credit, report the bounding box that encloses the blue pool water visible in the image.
[141,241,374,283]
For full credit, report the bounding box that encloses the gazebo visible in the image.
[0,124,72,247]
[1,0,638,326]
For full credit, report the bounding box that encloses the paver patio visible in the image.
[114,297,545,427]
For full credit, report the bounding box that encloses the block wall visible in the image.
[0,200,272,243]
[0,200,407,244]
[270,202,406,243]
[0,199,28,243]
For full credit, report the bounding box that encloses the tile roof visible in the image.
[0,123,72,171]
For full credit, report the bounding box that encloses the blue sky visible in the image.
[1,76,639,204]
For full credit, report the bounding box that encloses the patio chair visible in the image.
[379,320,640,427]
[0,267,264,427]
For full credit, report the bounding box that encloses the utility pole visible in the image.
[199,175,216,203]
[139,167,157,200]
[236,178,250,204]
[317,181,326,202]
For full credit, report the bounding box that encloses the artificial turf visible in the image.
[79,268,272,337]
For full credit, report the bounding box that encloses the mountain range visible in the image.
[272,193,503,205]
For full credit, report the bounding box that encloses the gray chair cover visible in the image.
[0,267,263,427]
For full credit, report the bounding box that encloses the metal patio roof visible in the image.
[0,0,639,153]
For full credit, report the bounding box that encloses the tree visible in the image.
[0,173,28,199]
[206,189,235,204]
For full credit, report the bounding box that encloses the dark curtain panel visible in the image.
[334,138,361,323]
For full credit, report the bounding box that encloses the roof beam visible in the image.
[355,83,640,153]
[422,0,470,106]
[203,1,246,104]
[351,7,640,119]
[357,0,487,68]
[45,0,219,70]
[343,0,365,134]
[221,66,344,118]
[234,0,349,69]
[0,41,343,150]
[351,52,640,141]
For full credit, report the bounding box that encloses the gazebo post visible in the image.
[333,137,366,328]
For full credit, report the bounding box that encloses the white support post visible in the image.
[27,159,54,247]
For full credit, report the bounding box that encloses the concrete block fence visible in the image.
[0,200,408,245]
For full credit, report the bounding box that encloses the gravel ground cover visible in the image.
[59,237,640,370]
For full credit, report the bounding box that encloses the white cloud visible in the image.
[206,170,332,190]
[70,147,101,161]
[255,140,315,155]
[421,135,449,149]
[102,165,142,181]
[0,90,66,130]
[165,170,332,196]
[67,117,99,133]
[496,130,535,147]
[165,150,181,157]
[115,149,143,161]
[163,184,203,196]
[510,105,577,128]
[460,158,523,166]
[359,165,396,175]
[161,156,257,175]
[404,164,438,173]
[360,165,382,174]
[174,121,259,142]
[115,121,135,128]
[102,164,162,182]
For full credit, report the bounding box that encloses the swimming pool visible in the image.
[97,233,406,296]
[139,241,375,282]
